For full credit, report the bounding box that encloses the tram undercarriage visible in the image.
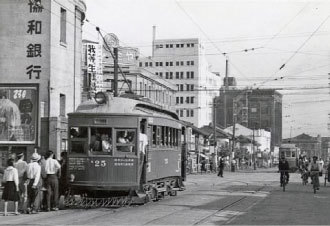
[60,176,185,209]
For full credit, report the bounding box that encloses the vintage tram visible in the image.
[279,143,300,172]
[64,93,186,207]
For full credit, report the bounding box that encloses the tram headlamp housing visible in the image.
[94,92,107,104]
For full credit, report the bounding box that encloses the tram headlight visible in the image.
[70,174,75,182]
[94,92,107,104]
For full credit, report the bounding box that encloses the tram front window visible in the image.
[70,127,88,154]
[90,127,113,155]
[116,129,136,154]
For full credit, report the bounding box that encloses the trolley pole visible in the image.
[114,47,118,97]
[224,58,229,128]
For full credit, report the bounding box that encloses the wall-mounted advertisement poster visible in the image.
[0,85,38,144]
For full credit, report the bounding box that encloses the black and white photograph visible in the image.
[1,0,330,225]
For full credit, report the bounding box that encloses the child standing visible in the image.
[2,158,20,216]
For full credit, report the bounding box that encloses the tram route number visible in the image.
[91,160,106,167]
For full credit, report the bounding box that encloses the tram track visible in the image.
[143,181,275,225]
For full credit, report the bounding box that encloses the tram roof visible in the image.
[69,96,179,120]
[280,143,299,149]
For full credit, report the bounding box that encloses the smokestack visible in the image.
[152,25,156,56]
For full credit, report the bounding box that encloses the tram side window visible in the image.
[285,150,291,158]
[157,127,162,146]
[90,127,113,155]
[116,129,136,154]
[152,125,157,146]
[292,151,296,158]
[70,127,87,154]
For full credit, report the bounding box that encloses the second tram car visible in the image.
[279,143,300,172]
[65,93,186,207]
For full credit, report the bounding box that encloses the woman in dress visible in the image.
[2,158,20,216]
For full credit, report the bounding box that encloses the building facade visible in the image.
[216,88,282,152]
[282,133,322,158]
[81,38,176,110]
[0,0,86,166]
[139,38,222,127]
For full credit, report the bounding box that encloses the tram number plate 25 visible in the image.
[91,160,106,167]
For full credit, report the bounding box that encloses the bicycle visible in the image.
[279,170,289,192]
[299,168,308,185]
[310,171,319,194]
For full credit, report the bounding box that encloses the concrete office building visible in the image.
[139,37,222,127]
[0,0,86,166]
[216,88,282,152]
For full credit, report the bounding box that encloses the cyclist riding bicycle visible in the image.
[308,156,322,190]
[279,156,290,187]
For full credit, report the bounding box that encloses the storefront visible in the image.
[0,84,39,169]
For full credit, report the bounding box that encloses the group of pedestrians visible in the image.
[1,150,66,216]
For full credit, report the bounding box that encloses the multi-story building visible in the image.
[139,38,222,127]
[81,38,176,110]
[0,0,86,166]
[215,88,282,152]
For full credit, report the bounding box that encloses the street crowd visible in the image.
[1,150,67,216]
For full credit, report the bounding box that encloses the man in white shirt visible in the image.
[14,152,28,212]
[26,153,41,214]
[45,150,61,211]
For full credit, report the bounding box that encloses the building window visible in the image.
[187,43,190,47]
[159,44,163,48]
[180,72,184,79]
[191,43,195,47]
[180,61,184,66]
[176,44,180,48]
[191,61,194,66]
[176,61,180,66]
[159,62,163,66]
[191,96,195,103]
[166,44,169,48]
[176,97,179,104]
[180,110,183,117]
[190,109,194,117]
[165,72,169,79]
[169,44,173,48]
[166,62,169,66]
[159,72,163,77]
[139,62,142,67]
[186,84,190,91]
[169,62,173,66]
[186,97,189,103]
[156,62,159,66]
[176,72,180,79]
[145,62,148,67]
[170,72,173,79]
[187,61,190,66]
[186,110,190,117]
[180,84,184,91]
[60,94,66,116]
[181,44,184,48]
[191,71,194,79]
[186,71,190,79]
[149,62,153,67]
[191,84,194,91]
[180,97,183,104]
[60,8,67,43]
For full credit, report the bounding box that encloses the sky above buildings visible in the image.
[84,0,330,138]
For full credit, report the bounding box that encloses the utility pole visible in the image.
[224,58,229,128]
[231,99,236,172]
[213,97,217,169]
[113,47,118,97]
[253,124,256,170]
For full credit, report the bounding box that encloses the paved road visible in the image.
[1,168,329,225]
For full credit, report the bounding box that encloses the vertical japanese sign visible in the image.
[26,0,43,80]
[0,86,38,144]
[86,43,103,94]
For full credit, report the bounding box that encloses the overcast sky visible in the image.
[84,0,330,138]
